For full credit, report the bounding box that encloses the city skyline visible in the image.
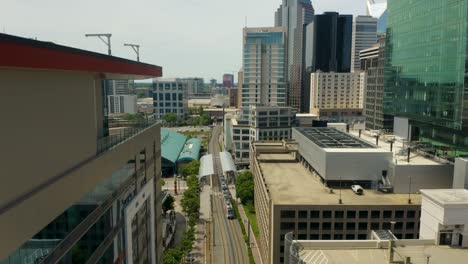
[0,0,365,80]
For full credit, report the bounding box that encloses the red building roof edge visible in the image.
[0,33,162,79]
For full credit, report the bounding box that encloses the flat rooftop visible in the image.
[421,189,468,206]
[299,244,468,264]
[349,130,449,165]
[295,127,376,148]
[258,153,421,205]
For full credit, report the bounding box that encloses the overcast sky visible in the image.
[0,0,365,81]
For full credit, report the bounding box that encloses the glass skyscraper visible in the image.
[384,0,468,156]
[275,0,314,111]
[241,27,287,117]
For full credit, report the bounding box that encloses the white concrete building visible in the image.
[224,105,295,164]
[108,94,137,114]
[152,78,188,120]
[351,15,378,72]
[310,71,366,123]
[420,189,468,247]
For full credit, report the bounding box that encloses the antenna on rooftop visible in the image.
[124,43,141,62]
[245,16,248,28]
[85,33,112,55]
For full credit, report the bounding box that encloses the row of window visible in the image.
[280,221,417,231]
[280,210,418,219]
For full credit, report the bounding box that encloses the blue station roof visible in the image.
[177,138,202,163]
[161,128,187,164]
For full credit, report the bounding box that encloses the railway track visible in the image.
[209,126,249,264]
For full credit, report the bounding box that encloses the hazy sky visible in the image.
[0,0,365,81]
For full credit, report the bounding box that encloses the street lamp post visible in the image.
[124,43,141,61]
[85,33,112,55]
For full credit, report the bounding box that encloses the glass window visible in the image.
[358,222,368,230]
[280,222,295,230]
[322,222,331,230]
[298,222,307,230]
[371,222,380,230]
[298,211,308,218]
[347,211,356,219]
[346,222,355,230]
[334,222,344,230]
[280,210,295,218]
[310,222,320,230]
[395,211,404,218]
[310,210,320,218]
[371,211,380,219]
[323,211,332,218]
[359,211,368,219]
[383,211,392,219]
[407,210,416,218]
[335,211,344,218]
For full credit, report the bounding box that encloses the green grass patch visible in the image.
[231,200,255,264]
[244,203,260,239]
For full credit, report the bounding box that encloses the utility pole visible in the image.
[85,33,112,55]
[124,43,141,61]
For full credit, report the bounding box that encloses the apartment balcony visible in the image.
[97,115,160,154]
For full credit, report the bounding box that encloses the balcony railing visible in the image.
[97,115,159,154]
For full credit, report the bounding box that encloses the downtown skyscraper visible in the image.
[385,0,468,156]
[275,0,314,112]
[240,27,287,117]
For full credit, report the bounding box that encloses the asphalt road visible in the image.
[209,126,249,264]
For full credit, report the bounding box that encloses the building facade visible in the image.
[309,71,365,123]
[360,37,393,130]
[303,12,353,112]
[241,27,288,117]
[366,0,387,34]
[250,141,421,264]
[222,74,234,88]
[181,77,205,98]
[351,15,378,72]
[384,0,468,156]
[275,0,314,111]
[106,79,134,95]
[0,33,163,264]
[152,78,188,120]
[108,94,137,114]
[305,12,353,74]
[249,105,295,142]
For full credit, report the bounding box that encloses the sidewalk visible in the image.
[191,184,211,264]
[230,187,263,264]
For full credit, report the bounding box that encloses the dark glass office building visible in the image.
[302,12,352,112]
[385,0,468,156]
[306,12,352,73]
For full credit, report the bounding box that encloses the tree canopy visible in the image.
[235,170,254,205]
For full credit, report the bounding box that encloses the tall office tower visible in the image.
[360,37,392,130]
[0,33,163,264]
[305,12,353,73]
[303,12,353,112]
[366,0,387,34]
[222,74,234,88]
[385,0,468,157]
[351,15,378,72]
[240,27,287,117]
[274,0,314,111]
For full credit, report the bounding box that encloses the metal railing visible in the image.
[97,115,159,154]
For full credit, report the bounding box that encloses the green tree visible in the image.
[137,91,147,98]
[198,114,211,126]
[162,112,177,126]
[236,170,254,205]
[179,160,200,178]
[162,194,175,214]
[163,248,184,264]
